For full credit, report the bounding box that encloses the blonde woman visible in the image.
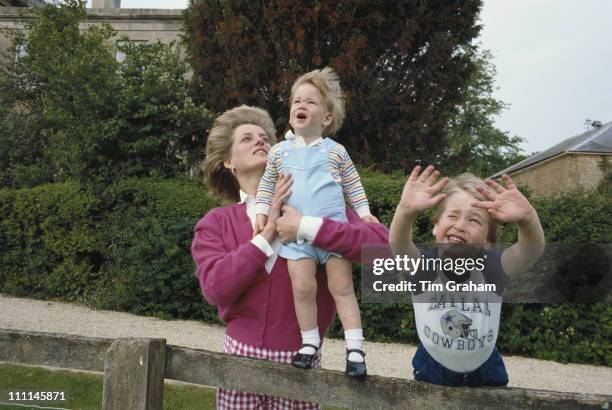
[191,105,388,409]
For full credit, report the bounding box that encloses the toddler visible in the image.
[255,67,377,379]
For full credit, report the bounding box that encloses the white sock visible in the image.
[299,327,320,355]
[345,328,365,362]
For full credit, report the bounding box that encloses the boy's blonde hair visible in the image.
[434,173,500,243]
[290,67,345,136]
[203,105,276,203]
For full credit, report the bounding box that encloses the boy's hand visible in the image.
[361,214,379,224]
[472,174,536,224]
[254,214,268,237]
[398,165,449,213]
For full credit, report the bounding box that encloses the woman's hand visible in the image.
[398,165,449,214]
[258,174,292,243]
[276,205,302,243]
[268,173,293,224]
[472,174,536,225]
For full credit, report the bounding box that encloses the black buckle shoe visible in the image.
[291,344,320,369]
[346,349,367,379]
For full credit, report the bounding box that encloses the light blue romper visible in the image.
[278,137,348,263]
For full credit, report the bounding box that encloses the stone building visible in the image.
[492,121,612,197]
[1,0,183,69]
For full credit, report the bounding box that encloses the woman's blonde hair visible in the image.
[290,67,345,136]
[203,105,276,203]
[434,173,500,243]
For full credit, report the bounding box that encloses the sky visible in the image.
[87,0,612,155]
[478,0,612,154]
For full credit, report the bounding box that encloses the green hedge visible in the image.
[1,172,610,366]
[0,178,221,324]
[97,178,221,321]
[0,183,99,300]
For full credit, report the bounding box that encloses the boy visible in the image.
[255,67,377,378]
[389,165,545,386]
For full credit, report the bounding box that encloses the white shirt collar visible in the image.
[285,130,324,147]
[239,189,257,230]
[239,189,254,204]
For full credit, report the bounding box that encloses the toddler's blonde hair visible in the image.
[290,67,345,136]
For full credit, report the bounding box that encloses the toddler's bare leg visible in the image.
[287,258,318,331]
[326,256,361,330]
[326,256,366,368]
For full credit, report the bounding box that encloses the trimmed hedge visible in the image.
[0,183,99,300]
[97,178,221,321]
[0,179,221,324]
[0,172,610,365]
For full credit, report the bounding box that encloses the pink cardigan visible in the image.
[191,202,389,351]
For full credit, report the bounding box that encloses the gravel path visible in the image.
[1,295,610,395]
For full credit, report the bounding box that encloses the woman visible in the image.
[191,105,388,409]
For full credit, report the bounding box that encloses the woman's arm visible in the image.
[192,176,293,306]
[275,205,388,263]
[275,203,389,263]
[191,210,268,306]
[312,209,389,264]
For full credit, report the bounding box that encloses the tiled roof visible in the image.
[491,122,612,178]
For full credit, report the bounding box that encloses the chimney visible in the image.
[92,0,121,8]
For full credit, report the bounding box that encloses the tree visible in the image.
[183,0,482,172]
[102,41,213,182]
[444,49,525,177]
[0,0,213,188]
[0,1,95,187]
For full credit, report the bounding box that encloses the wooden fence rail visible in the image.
[1,328,610,409]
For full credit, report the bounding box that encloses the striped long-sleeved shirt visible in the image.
[255,132,371,218]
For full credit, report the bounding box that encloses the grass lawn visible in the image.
[0,363,344,409]
[0,363,215,409]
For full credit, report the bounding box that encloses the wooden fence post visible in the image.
[102,338,166,410]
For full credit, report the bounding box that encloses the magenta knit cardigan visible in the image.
[191,202,389,351]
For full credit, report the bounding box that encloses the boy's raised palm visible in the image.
[399,165,449,212]
[472,174,535,224]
